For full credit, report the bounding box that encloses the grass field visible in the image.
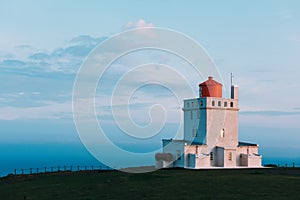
[0,168,299,199]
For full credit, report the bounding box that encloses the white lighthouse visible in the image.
[155,76,262,168]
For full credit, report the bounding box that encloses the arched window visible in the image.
[220,128,225,138]
[218,101,221,107]
[228,152,232,161]
[230,102,234,107]
[224,102,227,107]
[212,101,215,106]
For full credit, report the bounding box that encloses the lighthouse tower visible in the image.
[155,76,262,169]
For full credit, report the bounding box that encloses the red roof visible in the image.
[199,76,222,86]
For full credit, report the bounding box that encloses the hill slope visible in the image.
[0,168,299,199]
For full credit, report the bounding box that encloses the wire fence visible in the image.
[263,162,300,168]
[12,165,114,176]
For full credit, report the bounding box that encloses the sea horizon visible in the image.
[1,142,299,177]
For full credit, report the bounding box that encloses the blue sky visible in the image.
[0,0,300,160]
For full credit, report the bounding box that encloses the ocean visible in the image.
[0,143,299,177]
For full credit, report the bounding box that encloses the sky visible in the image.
[0,0,300,162]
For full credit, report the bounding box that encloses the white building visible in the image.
[155,76,262,169]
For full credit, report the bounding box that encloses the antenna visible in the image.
[230,73,234,86]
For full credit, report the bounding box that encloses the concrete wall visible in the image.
[236,146,259,166]
[206,97,239,148]
[183,98,207,144]
[162,140,185,167]
[223,149,236,167]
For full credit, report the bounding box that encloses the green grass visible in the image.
[0,168,299,200]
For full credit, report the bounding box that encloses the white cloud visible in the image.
[0,101,72,120]
[124,19,155,30]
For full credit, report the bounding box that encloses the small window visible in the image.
[192,101,194,107]
[228,152,232,161]
[190,111,193,120]
[212,101,215,106]
[187,102,190,108]
[218,101,221,107]
[224,102,227,107]
[200,100,203,107]
[220,128,225,138]
[210,152,213,160]
[230,102,234,107]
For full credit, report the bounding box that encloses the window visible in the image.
[212,101,215,106]
[210,152,213,160]
[200,100,203,107]
[220,128,225,138]
[218,101,221,107]
[230,102,234,107]
[187,102,190,108]
[224,102,227,107]
[192,101,194,107]
[192,128,195,137]
[190,111,193,120]
[228,152,232,161]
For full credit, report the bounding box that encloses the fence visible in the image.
[13,165,114,176]
[263,162,300,168]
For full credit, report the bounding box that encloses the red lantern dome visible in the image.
[199,76,222,98]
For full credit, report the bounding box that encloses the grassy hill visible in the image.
[0,168,299,199]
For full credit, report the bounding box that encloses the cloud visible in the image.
[287,35,300,43]
[124,19,155,30]
[240,110,300,116]
[0,101,72,120]
[123,19,156,38]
